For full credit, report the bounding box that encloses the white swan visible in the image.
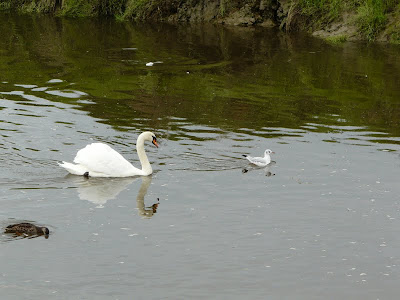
[58,131,158,177]
[243,149,274,167]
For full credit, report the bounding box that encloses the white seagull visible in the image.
[243,149,274,167]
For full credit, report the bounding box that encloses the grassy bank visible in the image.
[0,0,399,42]
[296,0,400,42]
[0,0,168,18]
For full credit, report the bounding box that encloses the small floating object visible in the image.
[5,223,50,239]
[47,79,63,84]
[122,48,137,51]
[145,61,163,67]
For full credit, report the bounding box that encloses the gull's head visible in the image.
[265,149,274,156]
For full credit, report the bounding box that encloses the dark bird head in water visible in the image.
[41,227,50,236]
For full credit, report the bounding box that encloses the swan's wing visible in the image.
[73,143,139,176]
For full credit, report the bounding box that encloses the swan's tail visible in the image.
[58,161,87,176]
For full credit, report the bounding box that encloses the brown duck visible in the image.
[5,223,49,238]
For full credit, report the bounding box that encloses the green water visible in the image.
[1,13,400,299]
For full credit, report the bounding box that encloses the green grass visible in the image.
[298,0,400,41]
[220,0,226,17]
[299,0,342,23]
[98,0,127,16]
[122,0,151,20]
[57,0,96,17]
[326,34,348,44]
[355,0,387,41]
[0,2,11,10]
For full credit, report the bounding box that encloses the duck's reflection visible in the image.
[136,176,159,218]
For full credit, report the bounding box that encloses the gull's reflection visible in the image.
[70,175,136,208]
[242,161,276,177]
[137,176,159,218]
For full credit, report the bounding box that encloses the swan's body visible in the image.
[59,131,158,177]
[5,223,49,238]
[243,149,274,167]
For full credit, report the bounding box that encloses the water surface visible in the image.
[1,13,400,299]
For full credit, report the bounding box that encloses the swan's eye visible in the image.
[152,136,159,148]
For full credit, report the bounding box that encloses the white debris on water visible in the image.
[46,89,88,98]
[31,87,49,91]
[14,84,37,89]
[146,61,163,66]
[47,79,63,83]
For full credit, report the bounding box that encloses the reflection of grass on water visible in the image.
[1,13,400,138]
[325,35,348,44]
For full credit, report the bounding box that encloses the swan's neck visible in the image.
[136,135,152,175]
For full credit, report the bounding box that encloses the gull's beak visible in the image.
[272,152,275,154]
[152,137,159,148]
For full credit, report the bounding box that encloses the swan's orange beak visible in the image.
[152,137,159,148]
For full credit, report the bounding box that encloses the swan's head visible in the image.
[264,149,274,156]
[141,131,159,148]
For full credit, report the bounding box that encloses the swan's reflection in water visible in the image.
[69,175,136,208]
[136,176,159,218]
[69,175,160,217]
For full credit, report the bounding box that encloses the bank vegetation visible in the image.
[0,0,399,43]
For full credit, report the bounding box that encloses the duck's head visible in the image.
[41,227,50,238]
